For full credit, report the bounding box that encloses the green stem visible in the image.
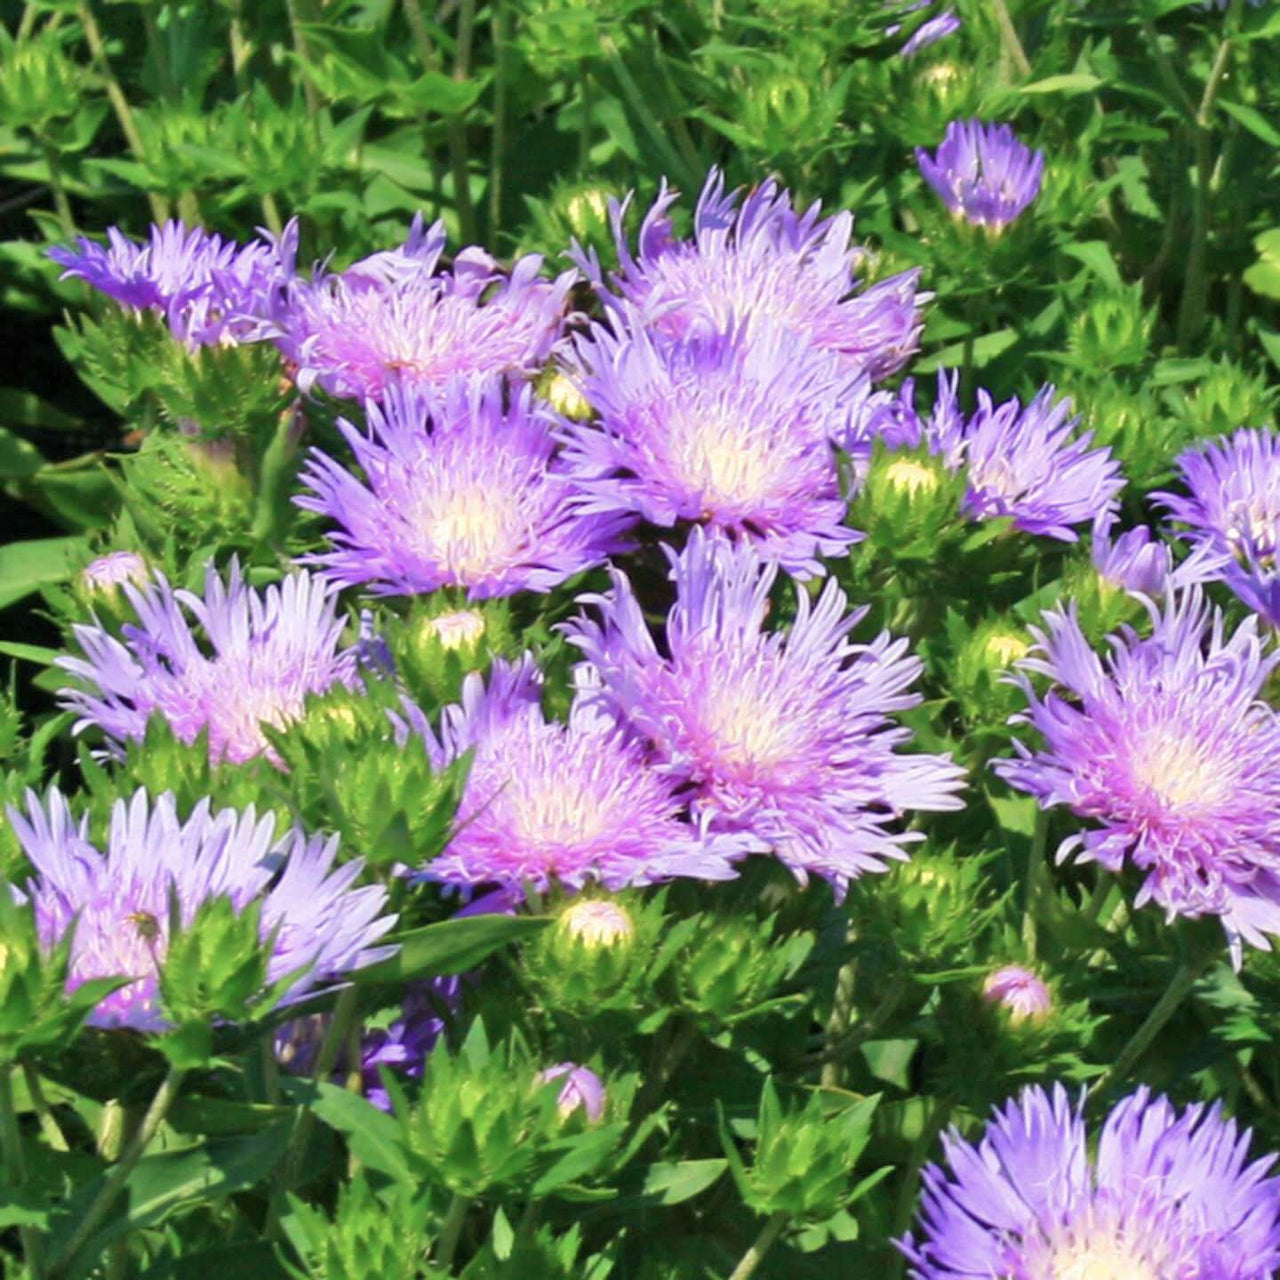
[450,0,477,243]
[435,1192,472,1272]
[264,987,359,1237]
[75,1,169,224]
[1176,0,1242,352]
[1,1064,44,1279]
[820,937,859,1088]
[578,61,592,173]
[22,1062,68,1153]
[1090,956,1207,1099]
[284,0,319,115]
[488,0,507,239]
[260,191,284,238]
[1022,807,1050,959]
[39,139,76,234]
[228,1,251,95]
[140,4,175,103]
[1081,872,1113,928]
[18,2,40,40]
[728,1210,788,1280]
[816,970,908,1071]
[889,1097,954,1277]
[50,1067,186,1276]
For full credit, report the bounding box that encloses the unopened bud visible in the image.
[556,898,635,950]
[539,1062,605,1122]
[82,551,149,594]
[982,965,1052,1024]
[423,609,486,652]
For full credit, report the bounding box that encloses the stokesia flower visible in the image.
[899,1083,1280,1279]
[560,319,861,576]
[564,529,966,901]
[1155,428,1280,626]
[416,655,750,893]
[930,371,1124,541]
[297,381,628,598]
[50,218,296,347]
[6,787,395,1032]
[573,167,926,382]
[82,550,150,594]
[539,1063,606,1122]
[57,561,357,765]
[916,120,1045,230]
[269,215,575,401]
[996,588,1280,965]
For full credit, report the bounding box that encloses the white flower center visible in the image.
[675,416,778,510]
[1128,726,1230,811]
[419,486,529,579]
[1036,1238,1160,1280]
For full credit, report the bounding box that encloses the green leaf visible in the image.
[1219,99,1280,148]
[1019,74,1103,95]
[0,641,59,665]
[310,1082,413,1183]
[353,913,549,985]
[137,1243,291,1280]
[0,535,83,610]
[50,1126,291,1280]
[1062,240,1124,291]
[0,427,46,478]
[641,1158,728,1205]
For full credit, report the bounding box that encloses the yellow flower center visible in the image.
[1035,1238,1159,1280]
[882,457,941,496]
[1128,727,1229,811]
[422,487,528,579]
[677,419,778,509]
[984,632,1029,666]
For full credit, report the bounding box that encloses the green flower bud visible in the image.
[1067,284,1155,373]
[721,1081,884,1224]
[537,367,593,421]
[951,615,1031,726]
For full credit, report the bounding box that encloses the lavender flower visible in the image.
[901,8,961,57]
[58,561,356,765]
[565,529,966,901]
[899,1084,1280,1278]
[540,1063,606,1122]
[996,589,1280,965]
[270,216,574,401]
[298,381,627,598]
[916,120,1045,230]
[560,320,860,576]
[50,219,296,347]
[574,168,926,382]
[7,787,395,1032]
[1155,428,1280,626]
[931,372,1123,541]
[417,656,751,893]
[981,965,1052,1022]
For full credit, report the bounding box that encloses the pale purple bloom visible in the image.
[564,529,966,901]
[996,589,1280,966]
[57,561,357,765]
[899,1084,1280,1279]
[417,655,751,893]
[917,121,1045,230]
[269,215,575,401]
[50,219,296,347]
[930,372,1123,541]
[82,551,150,593]
[981,965,1052,1022]
[574,168,926,383]
[1155,429,1280,627]
[297,381,628,598]
[559,319,861,577]
[901,8,961,57]
[540,1063,606,1122]
[7,787,395,1032]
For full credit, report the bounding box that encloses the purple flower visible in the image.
[981,965,1052,1022]
[297,381,628,598]
[559,320,861,577]
[7,787,395,1032]
[50,219,296,347]
[996,589,1280,966]
[269,216,574,401]
[564,529,966,901]
[539,1063,606,1122]
[1155,428,1280,627]
[574,168,926,383]
[82,551,150,594]
[899,1084,1280,1279]
[416,656,750,893]
[57,561,357,765]
[930,372,1124,541]
[901,8,961,57]
[916,120,1045,230]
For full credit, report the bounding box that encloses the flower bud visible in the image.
[424,608,487,652]
[981,965,1052,1024]
[81,550,150,595]
[555,898,635,950]
[539,1062,606,1122]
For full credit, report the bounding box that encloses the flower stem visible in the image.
[728,1210,788,1280]
[40,138,76,235]
[1021,806,1050,959]
[49,1066,186,1276]
[0,1063,44,1279]
[22,1062,68,1152]
[488,0,507,238]
[74,0,169,224]
[435,1191,472,1271]
[1090,956,1207,1099]
[989,0,1031,79]
[250,405,302,548]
